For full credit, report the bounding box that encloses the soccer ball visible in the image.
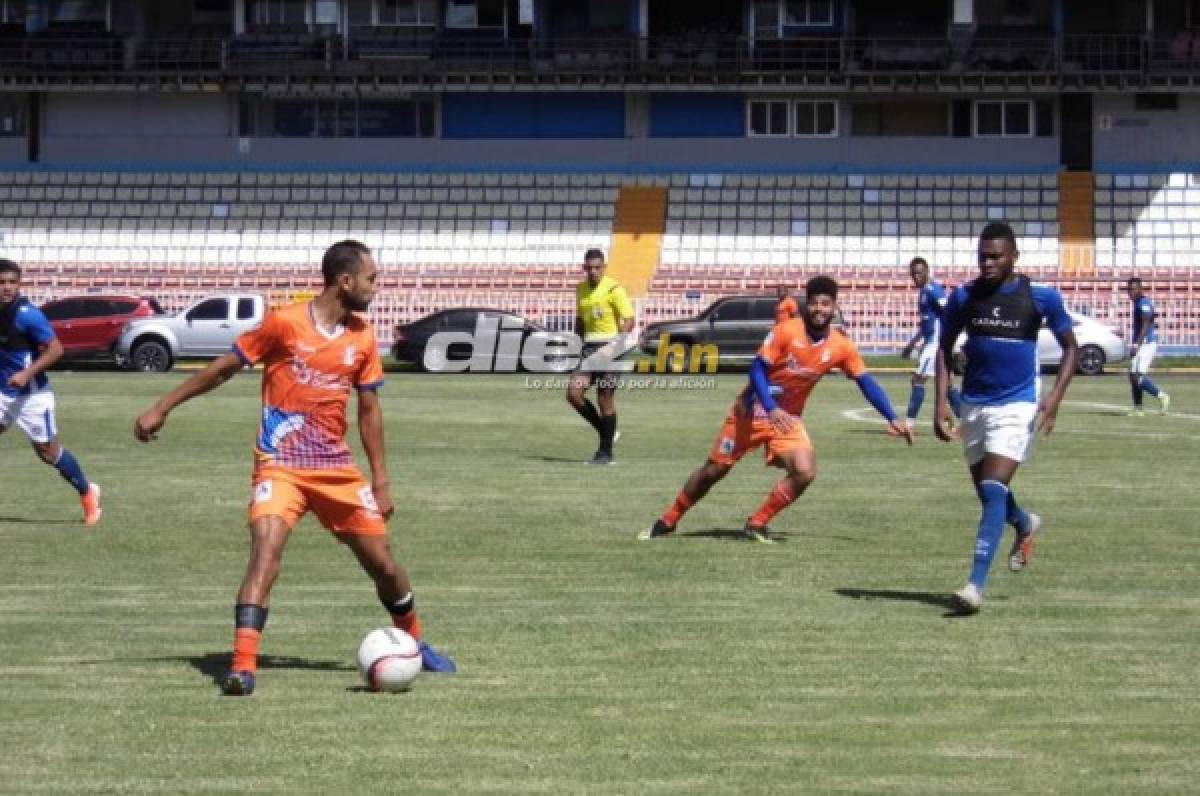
[356,627,421,692]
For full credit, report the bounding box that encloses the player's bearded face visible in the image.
[805,294,836,329]
[342,259,378,311]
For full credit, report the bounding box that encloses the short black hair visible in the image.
[583,248,605,262]
[0,258,21,277]
[979,222,1017,249]
[321,240,371,287]
[909,256,929,269]
[1127,276,1143,288]
[805,275,838,301]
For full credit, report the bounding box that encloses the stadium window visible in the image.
[262,97,435,138]
[748,99,790,137]
[795,100,837,136]
[445,0,477,28]
[0,0,24,24]
[0,97,25,136]
[348,0,372,25]
[247,0,305,26]
[50,0,105,22]
[973,100,1033,137]
[784,0,834,27]
[313,0,338,26]
[753,1,781,38]
[380,0,437,26]
[850,100,948,136]
[1134,94,1179,111]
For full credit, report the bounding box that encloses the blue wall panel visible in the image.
[649,93,744,137]
[442,93,625,139]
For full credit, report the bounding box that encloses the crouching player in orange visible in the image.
[640,276,912,543]
[134,240,455,695]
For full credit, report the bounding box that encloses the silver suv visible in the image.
[116,293,265,372]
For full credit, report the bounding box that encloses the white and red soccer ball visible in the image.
[356,627,421,692]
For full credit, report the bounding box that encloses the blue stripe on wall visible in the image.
[442,93,625,139]
[649,93,744,138]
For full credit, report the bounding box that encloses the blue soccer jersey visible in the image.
[0,297,54,397]
[941,276,1072,406]
[1132,295,1157,344]
[918,281,948,344]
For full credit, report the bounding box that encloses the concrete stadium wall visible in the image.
[0,139,25,163]
[1094,95,1200,170]
[40,94,233,164]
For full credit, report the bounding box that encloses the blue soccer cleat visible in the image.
[221,670,256,696]
[418,640,457,673]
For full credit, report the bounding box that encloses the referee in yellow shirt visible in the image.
[567,248,635,465]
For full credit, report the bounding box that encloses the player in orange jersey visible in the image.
[134,240,455,695]
[774,283,799,325]
[640,276,912,543]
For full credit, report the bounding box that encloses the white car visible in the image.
[954,310,1125,376]
[1041,310,1126,376]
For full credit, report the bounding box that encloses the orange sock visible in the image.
[392,612,423,641]
[749,480,798,527]
[231,628,262,674]
[661,491,694,527]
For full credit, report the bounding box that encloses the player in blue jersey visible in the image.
[934,223,1078,613]
[1125,277,1169,416]
[899,256,961,433]
[0,259,101,525]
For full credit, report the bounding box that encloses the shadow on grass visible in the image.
[680,528,792,543]
[0,516,79,525]
[91,653,356,684]
[526,455,595,464]
[834,586,992,618]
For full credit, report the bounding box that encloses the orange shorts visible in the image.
[248,465,386,536]
[708,403,812,466]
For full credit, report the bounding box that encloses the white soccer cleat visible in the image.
[1159,392,1171,415]
[952,583,983,614]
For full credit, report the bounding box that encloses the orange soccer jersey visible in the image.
[233,302,385,471]
[738,317,866,417]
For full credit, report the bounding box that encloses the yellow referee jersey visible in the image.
[575,276,634,342]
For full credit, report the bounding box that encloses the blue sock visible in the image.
[1131,381,1143,407]
[1138,377,1160,398]
[906,384,926,421]
[948,387,963,418]
[52,448,90,495]
[969,480,1009,590]
[1006,491,1029,534]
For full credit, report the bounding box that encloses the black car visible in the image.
[640,295,845,369]
[392,308,571,373]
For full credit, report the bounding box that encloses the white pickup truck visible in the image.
[115,293,266,372]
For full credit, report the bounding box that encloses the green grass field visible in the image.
[2,371,1198,794]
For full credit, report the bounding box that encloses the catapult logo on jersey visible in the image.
[422,315,720,375]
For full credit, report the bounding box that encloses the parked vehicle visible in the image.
[393,308,571,372]
[640,295,844,368]
[953,310,1125,376]
[116,294,266,372]
[1040,310,1126,375]
[40,295,163,363]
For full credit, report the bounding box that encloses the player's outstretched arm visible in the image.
[357,388,394,520]
[134,352,243,442]
[1038,329,1078,437]
[855,373,912,445]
